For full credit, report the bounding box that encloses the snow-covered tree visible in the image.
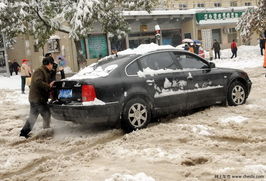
[0,0,157,63]
[236,0,266,42]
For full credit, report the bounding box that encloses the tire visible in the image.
[122,98,151,133]
[227,81,247,106]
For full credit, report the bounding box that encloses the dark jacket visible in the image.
[29,65,51,103]
[260,39,265,49]
[12,62,20,71]
[212,42,220,52]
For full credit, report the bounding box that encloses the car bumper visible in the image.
[49,101,121,125]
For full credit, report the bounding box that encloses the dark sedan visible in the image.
[49,49,252,132]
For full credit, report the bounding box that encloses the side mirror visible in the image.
[209,62,216,68]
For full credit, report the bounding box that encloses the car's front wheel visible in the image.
[227,81,247,106]
[122,98,151,133]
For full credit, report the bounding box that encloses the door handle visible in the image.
[187,73,193,80]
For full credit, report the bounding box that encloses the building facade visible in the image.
[2,6,259,73]
[163,0,259,10]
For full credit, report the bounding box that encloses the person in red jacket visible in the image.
[231,39,237,58]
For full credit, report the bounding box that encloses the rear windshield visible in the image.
[67,54,139,80]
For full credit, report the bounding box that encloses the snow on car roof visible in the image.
[117,43,176,56]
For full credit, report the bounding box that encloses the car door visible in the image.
[173,52,225,109]
[137,51,188,115]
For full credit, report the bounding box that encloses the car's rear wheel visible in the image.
[122,98,151,133]
[227,81,247,106]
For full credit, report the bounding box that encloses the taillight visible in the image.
[82,85,96,102]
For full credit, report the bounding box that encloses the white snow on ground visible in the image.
[219,116,249,124]
[105,172,155,181]
[0,74,21,89]
[212,45,263,69]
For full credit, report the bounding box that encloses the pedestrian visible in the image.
[19,56,55,138]
[193,42,199,55]
[20,59,31,94]
[8,60,13,76]
[58,56,65,79]
[188,43,194,53]
[183,43,189,51]
[12,59,20,75]
[45,53,57,81]
[231,39,238,58]
[260,38,265,56]
[212,39,220,59]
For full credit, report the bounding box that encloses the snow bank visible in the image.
[212,45,263,69]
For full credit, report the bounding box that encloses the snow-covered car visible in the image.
[49,49,252,132]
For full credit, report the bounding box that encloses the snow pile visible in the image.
[219,116,248,124]
[105,172,155,181]
[212,45,263,69]
[192,125,212,136]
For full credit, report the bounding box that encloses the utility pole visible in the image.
[2,34,10,77]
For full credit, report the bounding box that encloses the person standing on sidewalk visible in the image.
[231,39,238,59]
[212,39,221,59]
[19,56,55,138]
[12,59,20,75]
[20,59,31,94]
[260,38,265,56]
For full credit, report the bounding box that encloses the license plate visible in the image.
[58,89,72,99]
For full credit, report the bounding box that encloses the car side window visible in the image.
[173,52,209,69]
[139,52,178,70]
[126,60,140,75]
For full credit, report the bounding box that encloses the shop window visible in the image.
[184,33,191,39]
[228,28,237,43]
[179,4,187,10]
[212,29,221,43]
[197,3,205,8]
[162,29,182,47]
[110,38,126,52]
[214,2,221,7]
[230,1,237,6]
[245,2,251,6]
[47,39,60,53]
[140,25,148,32]
[128,32,156,49]
[198,30,202,41]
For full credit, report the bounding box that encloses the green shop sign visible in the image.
[196,11,244,23]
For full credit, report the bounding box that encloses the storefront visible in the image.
[195,9,246,50]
